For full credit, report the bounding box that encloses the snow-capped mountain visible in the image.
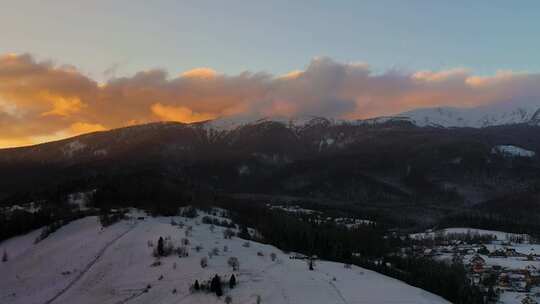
[397,101,540,128]
[200,100,540,131]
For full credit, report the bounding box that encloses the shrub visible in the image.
[34,220,71,243]
[270,253,277,261]
[223,228,235,239]
[180,207,198,218]
[177,246,189,257]
[99,210,126,227]
[200,257,208,268]
[185,226,193,237]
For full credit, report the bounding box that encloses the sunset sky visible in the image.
[1,1,540,148]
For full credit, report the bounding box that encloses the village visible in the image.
[408,228,540,304]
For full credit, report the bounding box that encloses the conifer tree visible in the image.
[157,237,164,256]
[229,274,236,289]
[211,274,223,296]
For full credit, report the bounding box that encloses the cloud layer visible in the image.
[1,53,540,148]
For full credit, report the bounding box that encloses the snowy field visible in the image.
[0,211,449,304]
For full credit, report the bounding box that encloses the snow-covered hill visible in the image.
[0,211,449,304]
[398,101,540,128]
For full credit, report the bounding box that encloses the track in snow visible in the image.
[43,223,137,304]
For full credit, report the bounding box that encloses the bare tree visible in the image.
[223,228,235,239]
[228,256,240,271]
[308,257,315,271]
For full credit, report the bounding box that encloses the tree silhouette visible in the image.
[229,274,237,289]
[210,274,222,296]
[157,237,164,256]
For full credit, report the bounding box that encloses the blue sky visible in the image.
[1,0,539,79]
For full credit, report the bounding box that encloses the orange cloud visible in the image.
[279,70,304,80]
[1,53,540,149]
[40,92,85,117]
[181,67,218,79]
[151,103,216,123]
[69,122,107,134]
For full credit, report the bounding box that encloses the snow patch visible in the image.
[62,140,87,157]
[491,145,536,158]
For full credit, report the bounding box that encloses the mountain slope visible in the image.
[0,212,449,304]
[1,119,540,220]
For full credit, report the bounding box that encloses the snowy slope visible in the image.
[0,212,449,304]
[398,102,540,128]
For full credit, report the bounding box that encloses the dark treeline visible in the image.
[0,201,93,242]
[355,256,484,304]
[217,197,389,259]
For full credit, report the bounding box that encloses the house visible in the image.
[508,272,528,292]
[470,274,481,285]
[525,265,540,286]
[521,295,538,304]
[505,248,521,257]
[477,245,490,255]
[492,265,502,272]
[470,254,486,273]
[489,249,507,258]
[498,273,510,288]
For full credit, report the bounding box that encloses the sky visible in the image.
[1,1,540,148]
